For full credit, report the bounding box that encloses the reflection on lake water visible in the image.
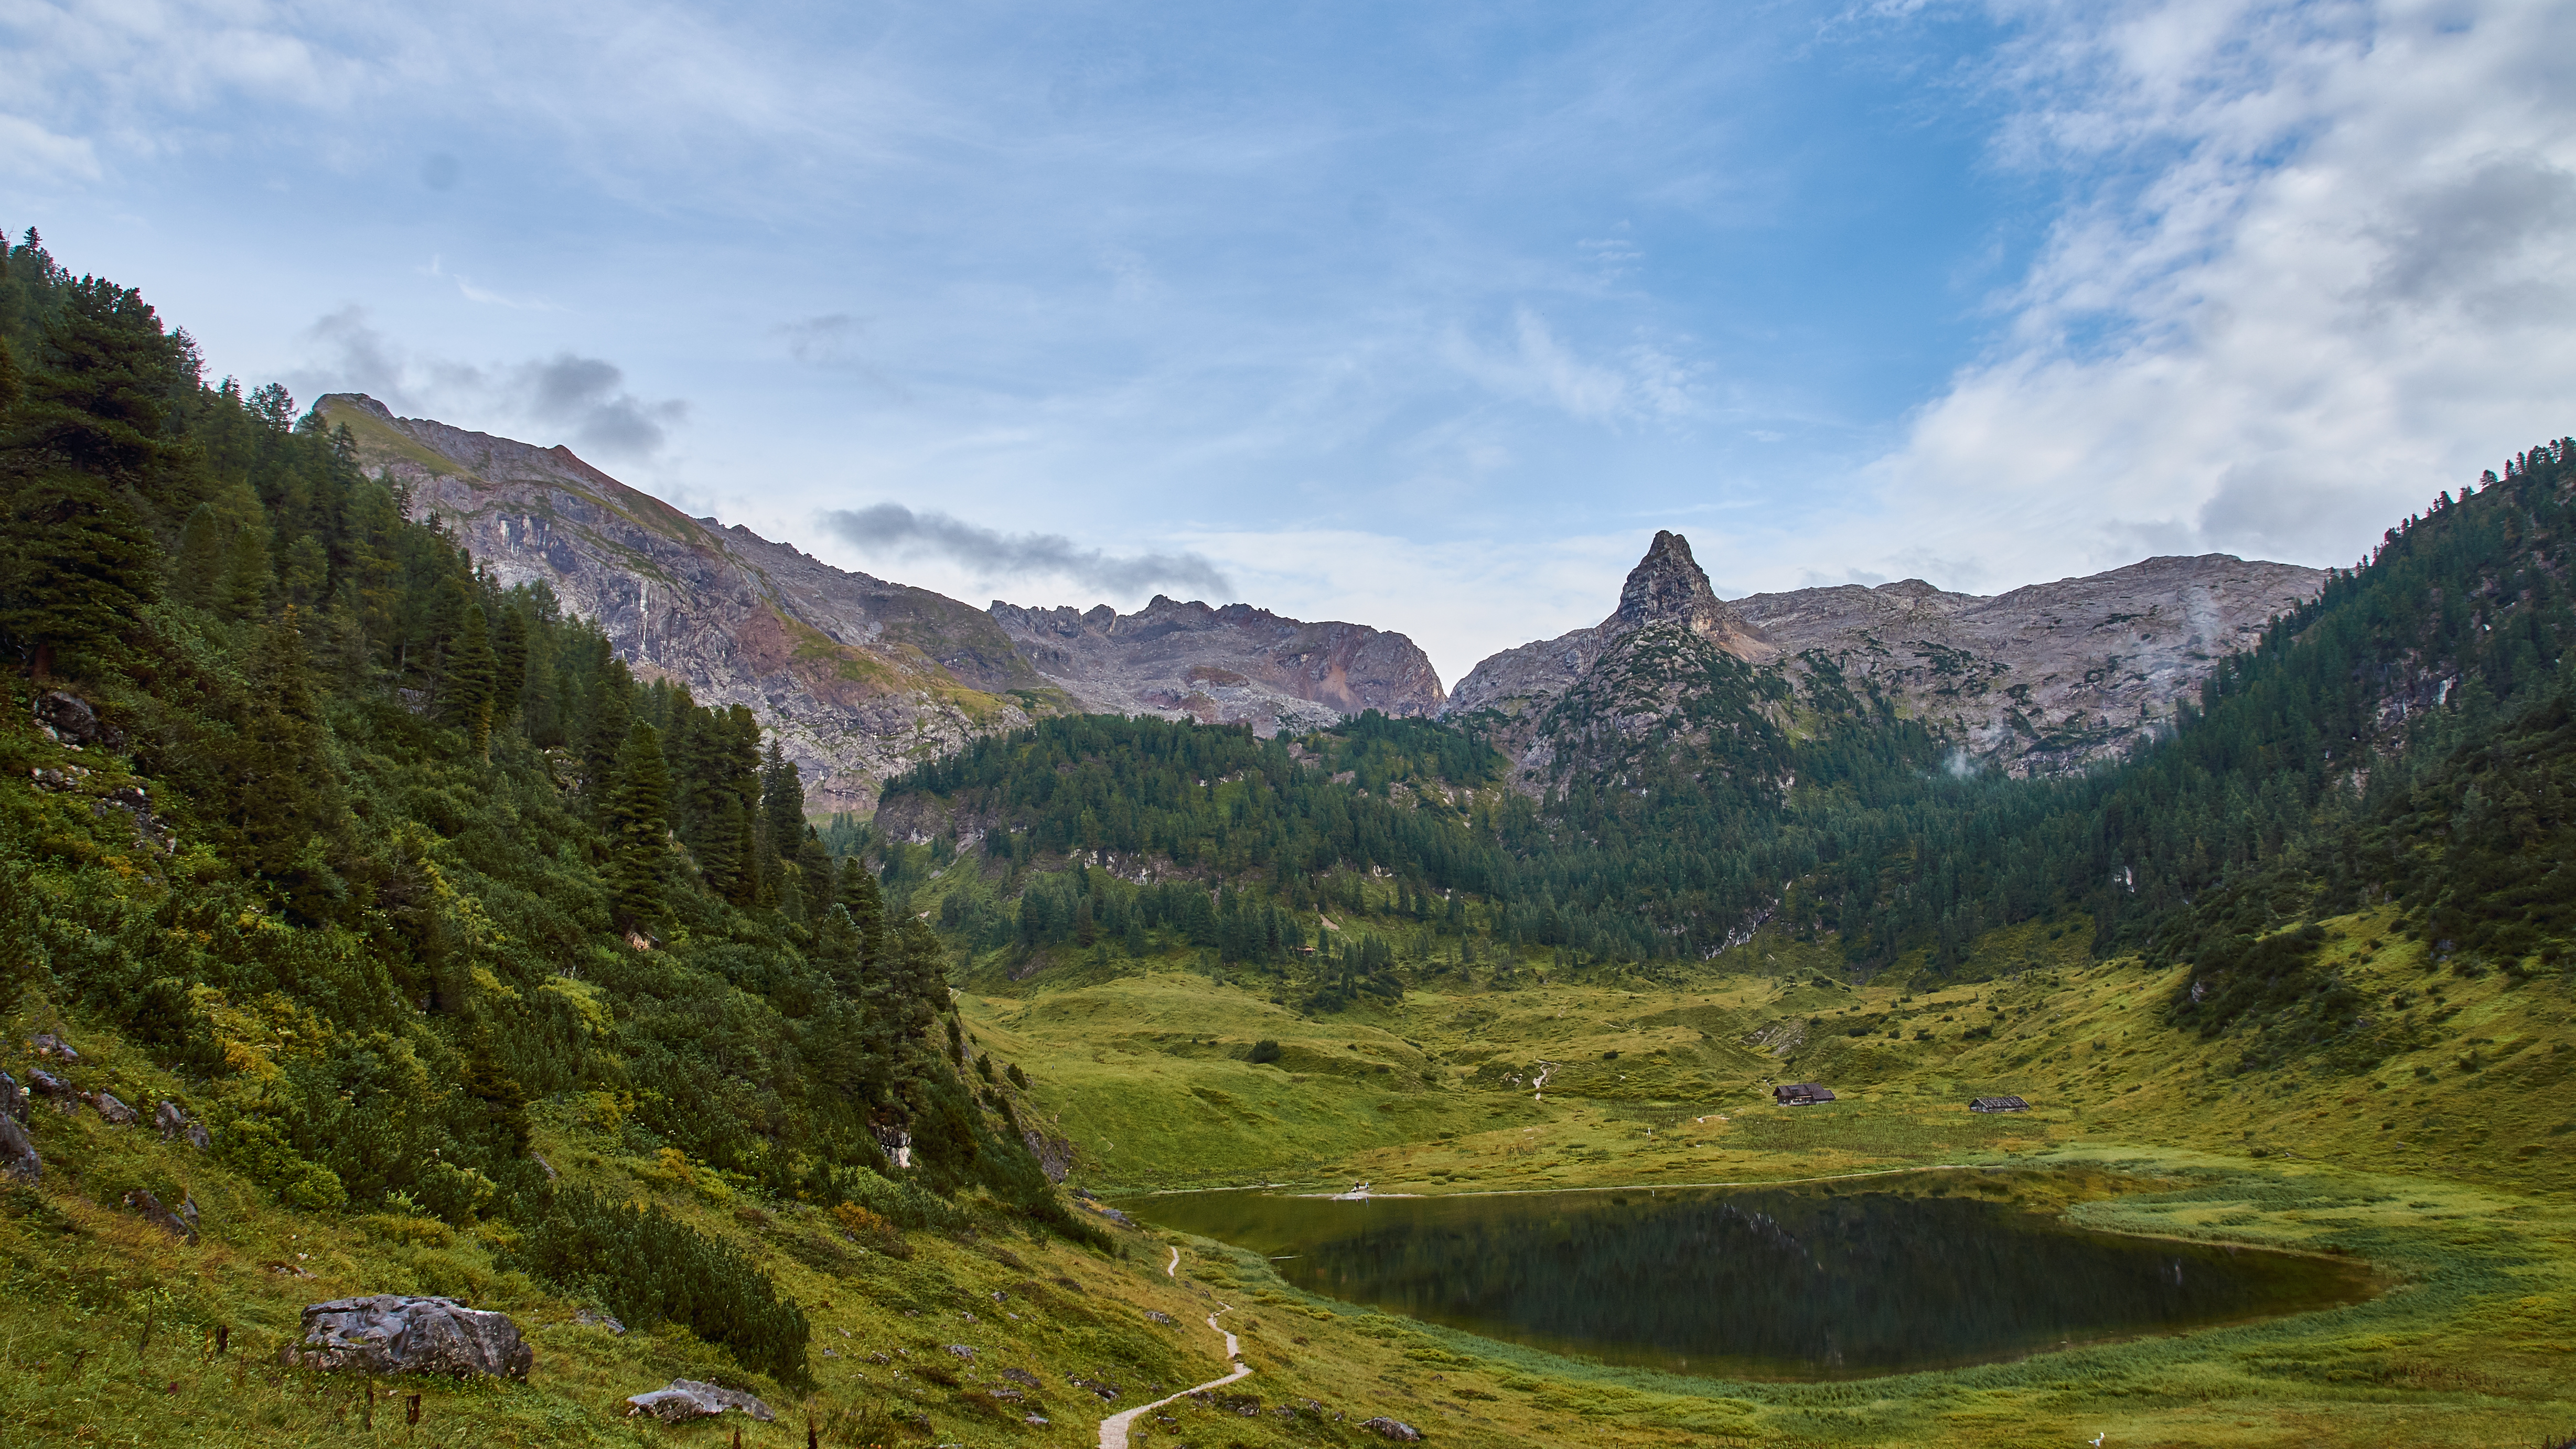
[1120,1178,2377,1380]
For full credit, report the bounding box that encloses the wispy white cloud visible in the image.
[1855,0,2576,588]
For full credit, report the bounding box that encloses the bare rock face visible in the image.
[1730,553,2326,774]
[1450,531,2325,783]
[282,1295,533,1379]
[319,395,1064,814]
[988,596,1444,735]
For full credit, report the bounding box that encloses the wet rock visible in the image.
[281,1295,533,1379]
[0,1113,38,1183]
[1361,1416,1424,1441]
[124,1188,199,1243]
[90,1092,140,1126]
[623,1379,775,1423]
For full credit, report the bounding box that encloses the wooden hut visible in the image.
[1968,1095,2030,1113]
[1773,1083,1836,1106]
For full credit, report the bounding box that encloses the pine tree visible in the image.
[606,723,671,929]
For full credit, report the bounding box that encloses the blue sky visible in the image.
[8,0,2574,685]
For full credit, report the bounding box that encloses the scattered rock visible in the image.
[92,787,176,852]
[1099,1207,1136,1228]
[946,1344,976,1360]
[90,1092,140,1126]
[123,1188,199,1243]
[1,1071,25,1124]
[153,1100,210,1147]
[623,1379,775,1423]
[27,1069,78,1112]
[35,691,119,748]
[1022,1414,1049,1426]
[1146,1310,1176,1325]
[0,1113,38,1183]
[28,765,89,790]
[1361,1416,1424,1441]
[1069,1373,1120,1401]
[281,1295,533,1379]
[533,1154,558,1180]
[30,1032,78,1060]
[867,1351,892,1365]
[573,1308,626,1335]
[267,1261,317,1279]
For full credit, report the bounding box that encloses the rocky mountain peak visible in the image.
[1606,529,1773,658]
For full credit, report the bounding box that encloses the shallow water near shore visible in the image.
[1120,1174,2380,1380]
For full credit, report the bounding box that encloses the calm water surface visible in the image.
[1120,1178,2376,1379]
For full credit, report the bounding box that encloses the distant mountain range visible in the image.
[319,394,2323,809]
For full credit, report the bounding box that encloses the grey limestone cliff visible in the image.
[986,595,1444,733]
[318,395,1448,809]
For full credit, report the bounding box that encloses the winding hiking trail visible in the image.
[1097,1247,1252,1449]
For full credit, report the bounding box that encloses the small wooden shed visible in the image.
[1774,1083,1837,1106]
[1969,1095,2031,1113]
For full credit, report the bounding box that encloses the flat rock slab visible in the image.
[283,1295,533,1379]
[625,1379,776,1423]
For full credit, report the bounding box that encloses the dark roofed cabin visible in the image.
[1773,1083,1836,1106]
[1969,1096,2030,1113]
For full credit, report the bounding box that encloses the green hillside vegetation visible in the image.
[5,229,2575,1447]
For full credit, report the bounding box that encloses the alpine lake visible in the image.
[1117,1172,2381,1382]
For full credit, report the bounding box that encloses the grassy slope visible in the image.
[6,911,2570,1448]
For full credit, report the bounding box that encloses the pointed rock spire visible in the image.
[1606,530,1774,658]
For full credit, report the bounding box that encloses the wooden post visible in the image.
[217,1324,230,1356]
[406,1392,422,1428]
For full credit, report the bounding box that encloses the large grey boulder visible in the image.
[281,1295,533,1379]
[0,1112,37,1183]
[624,1379,776,1423]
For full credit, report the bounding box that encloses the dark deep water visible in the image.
[1119,1180,2378,1380]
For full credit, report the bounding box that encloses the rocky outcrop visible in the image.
[320,394,1066,814]
[625,1380,775,1423]
[987,596,1444,734]
[1450,531,2324,782]
[282,1295,534,1379]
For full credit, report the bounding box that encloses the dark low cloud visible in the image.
[820,503,1233,599]
[512,353,688,458]
[285,310,685,461]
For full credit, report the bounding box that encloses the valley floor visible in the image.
[6,913,2571,1448]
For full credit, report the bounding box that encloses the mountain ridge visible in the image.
[318,394,1445,810]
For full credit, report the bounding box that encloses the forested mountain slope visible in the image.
[0,231,1097,1393]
